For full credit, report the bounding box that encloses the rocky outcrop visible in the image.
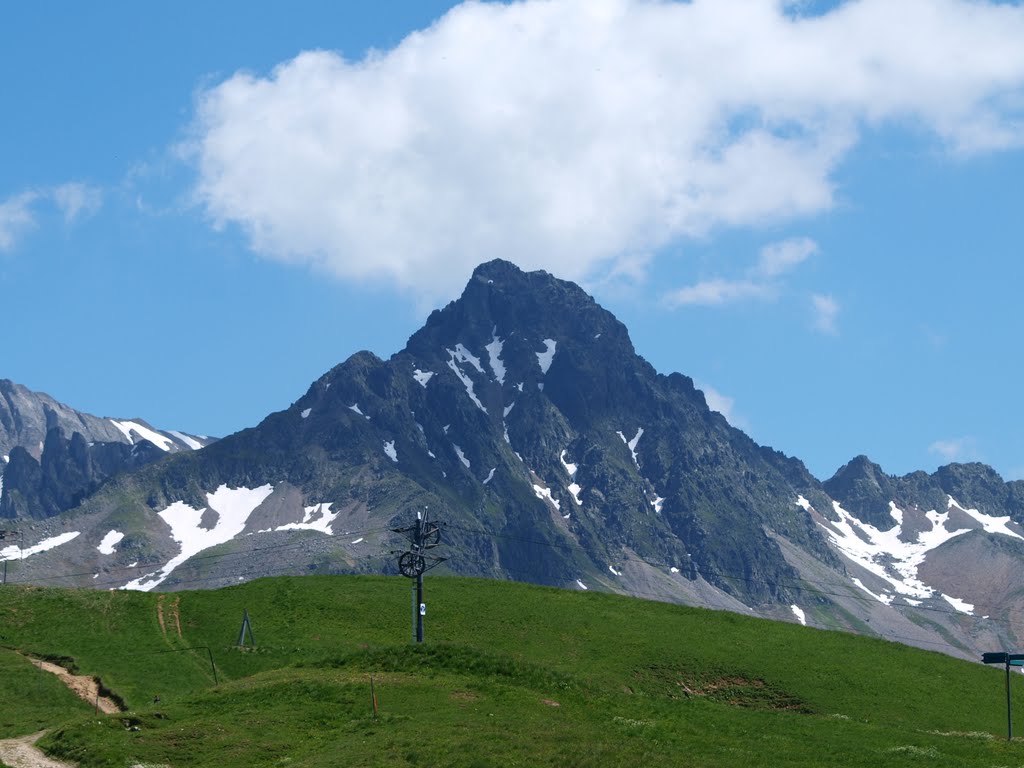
[0,427,165,519]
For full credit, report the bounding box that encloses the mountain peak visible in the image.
[823,454,897,527]
[404,260,635,374]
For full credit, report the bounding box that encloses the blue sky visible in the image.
[2,0,1023,482]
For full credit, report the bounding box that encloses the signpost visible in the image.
[982,651,1024,740]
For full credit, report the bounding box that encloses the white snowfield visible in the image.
[274,503,338,535]
[576,579,588,590]
[791,605,807,626]
[301,408,312,419]
[110,420,175,451]
[412,369,434,388]
[651,496,665,513]
[533,483,560,510]
[568,482,583,506]
[559,450,578,477]
[617,427,644,468]
[483,467,496,485]
[447,348,488,413]
[485,331,506,384]
[384,440,398,463]
[453,444,471,468]
[123,484,274,591]
[168,430,204,450]
[536,339,557,374]
[97,530,124,555]
[808,494,1018,615]
[559,451,584,505]
[1,531,80,561]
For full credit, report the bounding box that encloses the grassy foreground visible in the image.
[1,574,1022,767]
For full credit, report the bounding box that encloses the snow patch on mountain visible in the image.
[274,502,338,535]
[536,339,557,374]
[122,484,274,591]
[568,482,583,506]
[2,531,80,561]
[413,369,434,388]
[110,420,174,451]
[851,577,893,605]
[617,428,644,468]
[949,495,1024,539]
[454,445,470,468]
[941,593,975,614]
[485,332,506,384]
[815,499,1000,612]
[651,496,665,513]
[97,530,124,555]
[451,343,484,373]
[301,408,312,419]
[483,467,496,485]
[791,605,806,625]
[533,483,560,510]
[447,350,487,413]
[168,431,204,450]
[559,450,577,477]
[384,441,398,462]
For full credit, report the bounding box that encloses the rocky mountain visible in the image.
[1,261,1022,661]
[0,380,214,519]
[0,379,211,459]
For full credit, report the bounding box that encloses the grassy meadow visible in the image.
[0,574,1022,766]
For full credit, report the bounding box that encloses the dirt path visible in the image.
[31,659,120,715]
[156,595,182,639]
[0,731,75,768]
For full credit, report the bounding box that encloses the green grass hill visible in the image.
[1,575,1023,767]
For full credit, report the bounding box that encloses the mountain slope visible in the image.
[0,380,214,520]
[2,260,1023,662]
[0,378,211,459]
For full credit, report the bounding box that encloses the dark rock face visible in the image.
[0,427,165,520]
[825,456,1024,527]
[0,381,131,460]
[824,455,903,528]
[66,259,835,604]
[0,379,213,462]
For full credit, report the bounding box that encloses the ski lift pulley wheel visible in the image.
[399,551,427,578]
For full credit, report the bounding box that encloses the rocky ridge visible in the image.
[1,261,1022,661]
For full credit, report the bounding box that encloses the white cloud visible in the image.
[51,182,103,224]
[188,0,1024,300]
[811,293,840,334]
[755,237,819,278]
[929,437,977,463]
[665,235,817,307]
[0,191,39,252]
[664,278,774,308]
[0,183,102,252]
